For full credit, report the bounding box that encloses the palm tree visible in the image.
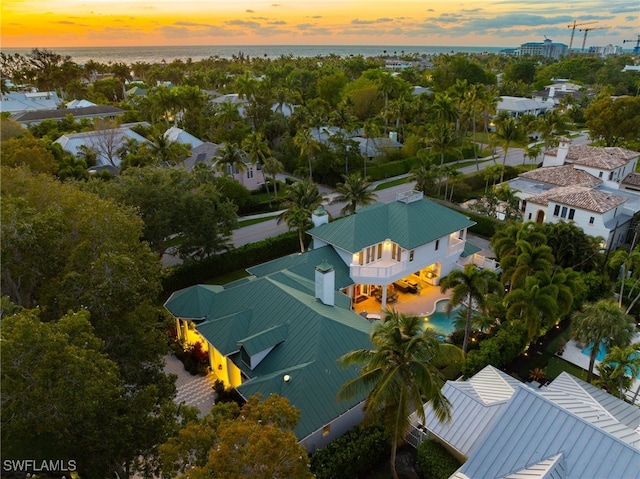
[427,122,460,168]
[597,343,640,400]
[262,156,284,199]
[409,158,440,197]
[536,109,569,152]
[431,92,460,125]
[333,173,377,216]
[505,276,559,341]
[292,128,320,179]
[148,133,191,166]
[440,264,501,353]
[277,178,325,252]
[608,246,640,311]
[338,310,463,479]
[507,240,555,290]
[242,132,272,202]
[492,116,526,183]
[215,143,247,183]
[376,72,397,133]
[571,300,635,383]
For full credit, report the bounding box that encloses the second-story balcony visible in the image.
[350,259,409,282]
[447,237,464,257]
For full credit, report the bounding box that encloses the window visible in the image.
[589,217,595,225]
[528,213,532,220]
[358,251,363,265]
[435,239,440,251]
[553,205,560,216]
[609,172,613,180]
[377,243,382,259]
[247,167,253,179]
[599,172,603,178]
[409,250,414,262]
[560,206,567,218]
[322,425,331,437]
[568,208,575,220]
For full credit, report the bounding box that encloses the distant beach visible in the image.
[1,45,508,65]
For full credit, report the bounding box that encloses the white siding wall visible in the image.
[300,401,365,454]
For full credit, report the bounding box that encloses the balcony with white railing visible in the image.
[350,259,410,283]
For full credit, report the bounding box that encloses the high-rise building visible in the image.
[518,38,568,59]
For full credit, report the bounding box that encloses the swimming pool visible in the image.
[581,343,640,378]
[421,299,462,337]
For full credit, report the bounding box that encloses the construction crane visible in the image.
[623,35,640,55]
[567,20,598,50]
[579,26,608,52]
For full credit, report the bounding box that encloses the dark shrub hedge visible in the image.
[310,423,388,479]
[162,231,300,293]
[416,440,461,479]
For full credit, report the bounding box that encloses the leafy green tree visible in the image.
[215,142,247,182]
[160,394,312,479]
[571,300,636,382]
[440,264,502,353]
[0,134,58,174]
[333,173,377,215]
[338,311,463,479]
[585,96,640,147]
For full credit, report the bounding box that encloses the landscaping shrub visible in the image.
[310,423,387,479]
[162,231,299,293]
[416,440,461,479]
[462,322,529,377]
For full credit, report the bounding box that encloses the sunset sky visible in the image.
[1,0,638,49]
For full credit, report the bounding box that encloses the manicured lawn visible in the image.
[237,215,277,228]
[374,177,411,191]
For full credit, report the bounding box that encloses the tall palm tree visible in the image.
[215,143,247,183]
[492,116,526,183]
[376,72,397,134]
[431,92,460,125]
[440,264,502,353]
[608,246,640,311]
[242,132,272,201]
[536,109,569,152]
[333,173,377,216]
[507,240,555,290]
[262,156,284,199]
[571,300,635,382]
[338,310,463,479]
[293,128,321,179]
[427,122,460,168]
[505,276,559,341]
[409,158,440,197]
[277,178,325,252]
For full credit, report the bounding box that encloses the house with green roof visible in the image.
[308,190,475,308]
[164,190,477,451]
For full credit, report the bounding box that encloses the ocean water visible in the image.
[1,44,506,65]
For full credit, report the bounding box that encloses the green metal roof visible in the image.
[246,245,353,290]
[165,270,373,440]
[461,242,482,258]
[308,197,475,253]
[163,284,223,319]
[239,323,289,356]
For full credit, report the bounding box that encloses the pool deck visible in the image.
[561,335,640,406]
[352,282,450,318]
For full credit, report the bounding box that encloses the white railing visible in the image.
[457,253,501,273]
[350,260,408,280]
[406,424,430,449]
[447,237,465,257]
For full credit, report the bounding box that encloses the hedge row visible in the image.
[162,231,300,293]
[309,423,388,479]
[416,440,462,479]
[430,198,503,239]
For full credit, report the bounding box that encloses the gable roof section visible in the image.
[452,380,640,479]
[164,126,204,149]
[502,453,566,479]
[247,245,353,290]
[13,105,124,123]
[622,172,640,187]
[519,165,601,188]
[239,323,289,356]
[423,366,520,457]
[308,196,474,252]
[164,284,224,319]
[526,186,627,213]
[165,271,373,440]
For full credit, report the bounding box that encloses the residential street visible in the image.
[164,132,591,265]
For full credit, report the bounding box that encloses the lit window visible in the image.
[409,250,414,262]
[322,425,330,437]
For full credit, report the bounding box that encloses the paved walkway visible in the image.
[164,354,217,416]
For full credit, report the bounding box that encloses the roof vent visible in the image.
[396,190,423,204]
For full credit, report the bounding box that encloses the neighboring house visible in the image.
[164,191,478,451]
[444,372,640,479]
[12,105,124,126]
[211,92,296,117]
[54,126,148,168]
[65,99,97,109]
[308,191,475,309]
[507,140,640,248]
[1,90,61,114]
[496,96,550,118]
[409,365,521,460]
[532,81,586,108]
[309,126,403,159]
[164,126,265,190]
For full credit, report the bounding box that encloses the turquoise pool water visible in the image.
[422,299,461,337]
[581,343,640,378]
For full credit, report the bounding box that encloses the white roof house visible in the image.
[497,96,550,118]
[1,91,61,114]
[449,372,640,479]
[508,140,640,249]
[54,127,148,168]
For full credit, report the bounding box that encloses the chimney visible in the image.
[543,137,571,167]
[549,86,555,98]
[311,205,329,227]
[315,260,335,306]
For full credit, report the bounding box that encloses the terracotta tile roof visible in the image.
[546,145,639,170]
[526,186,627,212]
[621,172,640,187]
[519,164,601,187]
